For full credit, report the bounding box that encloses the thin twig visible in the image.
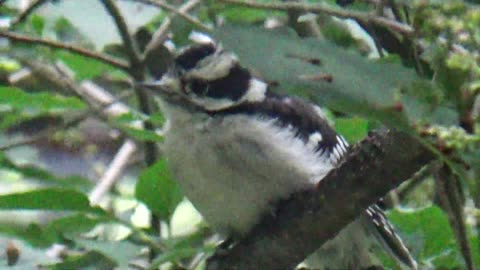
[100,0,143,74]
[397,160,442,202]
[0,31,129,70]
[127,0,211,31]
[89,139,137,205]
[218,0,414,36]
[143,0,203,58]
[10,0,48,26]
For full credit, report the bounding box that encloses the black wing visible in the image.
[211,91,347,162]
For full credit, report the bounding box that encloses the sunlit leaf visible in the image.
[135,159,183,220]
[334,117,369,143]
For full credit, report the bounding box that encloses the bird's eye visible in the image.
[188,80,209,96]
[179,78,190,94]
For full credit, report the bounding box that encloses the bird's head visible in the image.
[139,32,268,113]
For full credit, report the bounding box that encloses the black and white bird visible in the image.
[141,33,418,269]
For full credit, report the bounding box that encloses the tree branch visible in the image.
[128,0,211,31]
[89,139,137,205]
[100,0,143,75]
[206,130,435,270]
[142,0,203,59]
[218,0,414,36]
[10,0,48,26]
[0,31,129,70]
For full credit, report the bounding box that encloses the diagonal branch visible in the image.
[10,0,48,26]
[100,0,143,75]
[142,0,203,59]
[128,0,211,31]
[206,130,435,270]
[0,31,129,70]
[218,0,414,36]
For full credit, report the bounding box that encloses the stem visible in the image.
[218,0,414,36]
[10,0,48,26]
[127,0,211,31]
[0,31,129,70]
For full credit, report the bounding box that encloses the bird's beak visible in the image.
[136,75,181,97]
[137,76,201,111]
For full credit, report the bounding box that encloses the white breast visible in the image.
[163,107,335,235]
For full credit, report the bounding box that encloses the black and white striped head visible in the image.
[143,32,267,111]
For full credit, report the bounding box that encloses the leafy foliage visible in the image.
[135,159,183,220]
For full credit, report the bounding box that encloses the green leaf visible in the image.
[119,126,164,142]
[0,188,92,212]
[0,224,56,248]
[0,152,93,191]
[213,26,457,128]
[55,51,117,80]
[46,250,116,270]
[112,113,164,142]
[387,206,462,268]
[46,213,112,237]
[75,239,142,269]
[334,117,369,143]
[0,214,113,248]
[53,16,93,47]
[0,87,86,113]
[29,14,45,36]
[135,159,183,220]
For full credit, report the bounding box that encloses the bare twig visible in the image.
[100,0,143,74]
[127,0,211,31]
[218,0,414,36]
[19,59,136,125]
[10,0,48,26]
[397,160,442,202]
[206,131,434,270]
[0,31,129,70]
[434,166,475,270]
[89,139,137,205]
[143,0,203,58]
